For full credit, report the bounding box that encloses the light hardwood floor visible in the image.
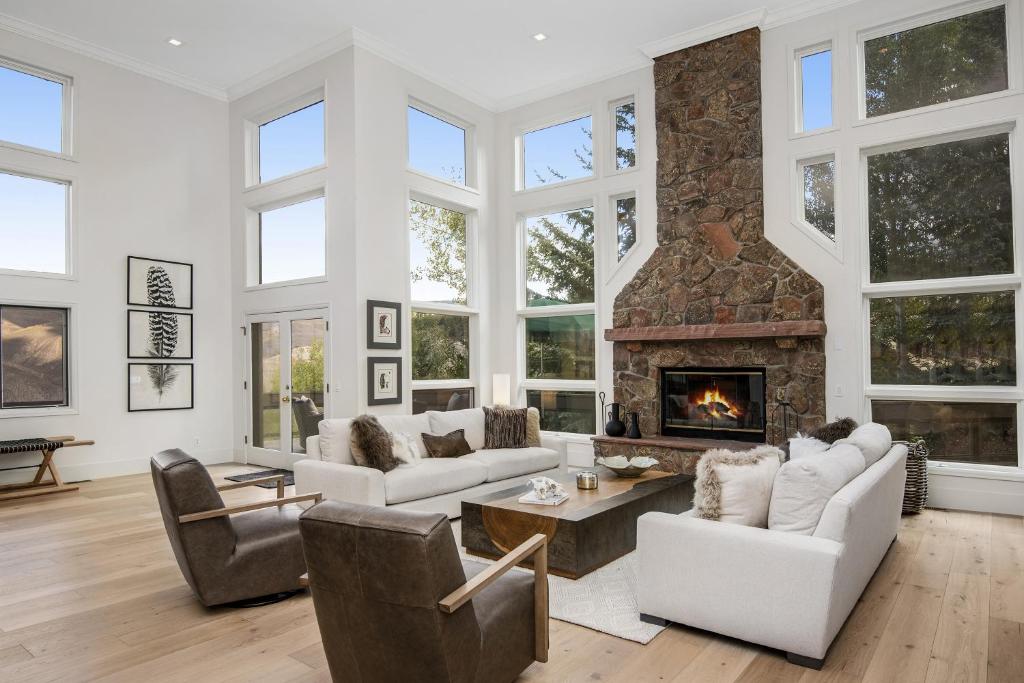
[0,463,1021,683]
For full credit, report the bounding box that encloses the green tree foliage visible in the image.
[615,102,637,169]
[291,337,324,396]
[409,199,467,304]
[527,208,595,305]
[864,7,1007,117]
[802,161,835,240]
[616,196,637,260]
[411,312,469,381]
[526,316,595,380]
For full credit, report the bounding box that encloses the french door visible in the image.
[246,308,328,469]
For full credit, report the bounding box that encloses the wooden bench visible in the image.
[0,436,94,502]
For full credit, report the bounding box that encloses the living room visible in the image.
[0,0,1021,681]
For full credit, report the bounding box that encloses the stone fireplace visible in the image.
[594,28,827,475]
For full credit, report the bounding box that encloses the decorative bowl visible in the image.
[596,455,659,478]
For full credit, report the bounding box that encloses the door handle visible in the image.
[281,396,291,403]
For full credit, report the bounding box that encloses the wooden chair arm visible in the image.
[439,533,549,663]
[178,492,322,524]
[217,474,286,498]
[298,573,309,589]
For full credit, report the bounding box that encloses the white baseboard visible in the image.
[0,448,237,485]
[926,470,1024,516]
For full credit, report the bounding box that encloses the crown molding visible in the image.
[493,59,652,113]
[640,8,768,58]
[226,30,356,101]
[0,12,228,100]
[762,0,866,28]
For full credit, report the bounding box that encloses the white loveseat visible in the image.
[294,408,567,518]
[636,442,908,668]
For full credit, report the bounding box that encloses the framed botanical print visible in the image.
[128,256,193,310]
[366,300,401,349]
[367,356,402,406]
[127,310,193,359]
[128,362,194,411]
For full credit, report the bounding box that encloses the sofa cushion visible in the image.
[692,445,783,527]
[462,447,561,482]
[383,458,488,504]
[318,418,354,465]
[834,422,892,467]
[788,435,830,460]
[376,414,432,458]
[426,408,486,451]
[768,443,866,535]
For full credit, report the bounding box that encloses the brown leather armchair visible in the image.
[299,500,549,683]
[150,449,321,606]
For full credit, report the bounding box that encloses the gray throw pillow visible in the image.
[484,406,528,449]
[349,415,401,473]
[421,429,474,458]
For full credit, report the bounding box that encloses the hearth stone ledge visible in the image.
[592,434,764,476]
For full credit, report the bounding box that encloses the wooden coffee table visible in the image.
[461,468,694,579]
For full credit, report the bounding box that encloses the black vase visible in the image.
[626,412,642,439]
[605,403,626,437]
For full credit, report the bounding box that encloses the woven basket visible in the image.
[899,438,929,514]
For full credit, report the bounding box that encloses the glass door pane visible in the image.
[251,322,281,450]
[289,318,326,454]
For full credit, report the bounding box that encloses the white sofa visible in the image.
[294,408,568,518]
[636,442,908,668]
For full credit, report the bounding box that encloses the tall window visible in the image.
[615,194,637,260]
[797,46,832,132]
[0,170,69,275]
[798,156,835,242]
[0,305,69,409]
[613,99,636,170]
[257,100,324,183]
[521,116,593,190]
[408,105,468,185]
[0,59,68,154]
[409,198,475,412]
[256,195,326,285]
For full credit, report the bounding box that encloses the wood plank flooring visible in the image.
[0,464,1020,682]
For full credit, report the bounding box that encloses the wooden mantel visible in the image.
[604,320,826,343]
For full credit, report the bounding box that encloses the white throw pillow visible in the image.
[391,432,422,466]
[693,445,784,527]
[788,435,830,460]
[426,408,486,451]
[318,418,355,465]
[768,443,866,535]
[834,422,892,468]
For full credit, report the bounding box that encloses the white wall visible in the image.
[761,0,1024,513]
[0,29,233,481]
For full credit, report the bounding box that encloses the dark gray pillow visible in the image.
[349,415,400,473]
[484,407,528,449]
[421,429,474,458]
[809,417,858,444]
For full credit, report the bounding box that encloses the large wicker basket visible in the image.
[899,438,929,514]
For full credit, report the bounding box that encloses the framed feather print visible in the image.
[127,310,193,359]
[127,256,193,310]
[128,362,194,411]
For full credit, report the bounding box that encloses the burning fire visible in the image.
[695,386,742,420]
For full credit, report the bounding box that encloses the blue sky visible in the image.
[802,50,832,130]
[0,172,66,274]
[259,196,325,284]
[524,116,592,189]
[408,107,466,184]
[0,65,62,153]
[259,101,324,182]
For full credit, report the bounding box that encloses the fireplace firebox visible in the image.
[660,367,767,442]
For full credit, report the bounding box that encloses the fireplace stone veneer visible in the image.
[606,28,826,473]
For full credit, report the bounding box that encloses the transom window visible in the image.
[257,100,325,183]
[521,115,593,190]
[0,59,68,154]
[0,305,69,409]
[408,105,468,185]
[256,195,326,285]
[797,45,832,132]
[0,170,69,275]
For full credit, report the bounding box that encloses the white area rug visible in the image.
[453,522,666,644]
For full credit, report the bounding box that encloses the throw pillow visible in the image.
[692,445,784,527]
[526,407,542,447]
[391,432,422,466]
[834,422,892,467]
[787,435,830,460]
[768,443,866,535]
[421,429,474,458]
[483,406,528,449]
[349,415,401,473]
[809,417,858,444]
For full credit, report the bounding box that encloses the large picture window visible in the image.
[0,170,69,275]
[409,199,468,305]
[412,312,470,381]
[0,305,69,409]
[526,207,594,306]
[257,195,326,285]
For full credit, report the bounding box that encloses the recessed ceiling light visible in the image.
[532,33,547,42]
[167,38,183,47]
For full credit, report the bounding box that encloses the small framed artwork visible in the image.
[366,300,401,349]
[128,256,193,310]
[128,310,193,359]
[367,356,402,406]
[128,362,194,412]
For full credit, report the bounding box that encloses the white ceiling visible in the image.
[0,0,855,109]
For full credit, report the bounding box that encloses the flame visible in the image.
[696,386,742,419]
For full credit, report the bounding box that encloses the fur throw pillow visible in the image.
[349,415,401,473]
[809,417,858,444]
[391,432,422,466]
[421,429,474,458]
[526,407,542,447]
[693,445,784,527]
[484,407,528,449]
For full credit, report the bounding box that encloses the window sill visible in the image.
[243,164,327,194]
[406,167,479,195]
[244,276,327,292]
[0,139,76,163]
[927,462,1024,482]
[0,406,77,419]
[515,173,597,196]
